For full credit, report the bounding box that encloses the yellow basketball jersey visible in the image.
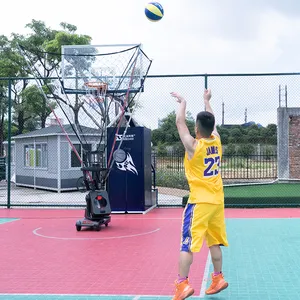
[184,134,224,204]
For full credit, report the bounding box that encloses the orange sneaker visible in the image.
[172,279,194,300]
[205,273,228,295]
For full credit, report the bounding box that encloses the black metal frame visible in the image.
[80,150,108,191]
[63,87,143,95]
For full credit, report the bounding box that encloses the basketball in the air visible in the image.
[145,2,164,22]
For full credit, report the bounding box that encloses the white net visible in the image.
[61,44,148,95]
[18,44,152,183]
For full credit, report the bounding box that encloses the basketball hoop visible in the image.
[84,82,108,103]
[84,82,108,91]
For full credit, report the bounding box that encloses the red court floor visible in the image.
[1,207,300,296]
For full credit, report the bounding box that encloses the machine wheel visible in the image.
[105,223,108,227]
[76,225,81,231]
[76,176,87,193]
[94,224,101,231]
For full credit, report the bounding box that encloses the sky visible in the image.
[2,0,300,129]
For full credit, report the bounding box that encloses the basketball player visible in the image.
[171,89,229,300]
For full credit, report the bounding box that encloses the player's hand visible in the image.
[171,92,186,103]
[204,89,212,102]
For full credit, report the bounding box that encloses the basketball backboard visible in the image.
[61,44,148,95]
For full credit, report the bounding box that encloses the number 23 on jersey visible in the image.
[204,156,221,177]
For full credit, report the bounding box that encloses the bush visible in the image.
[156,143,167,156]
[224,143,236,156]
[264,145,275,160]
[222,157,246,168]
[237,143,255,157]
[172,142,185,152]
[156,170,189,190]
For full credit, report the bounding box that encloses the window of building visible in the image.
[24,143,48,168]
[35,144,48,168]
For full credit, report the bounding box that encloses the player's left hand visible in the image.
[171,92,186,103]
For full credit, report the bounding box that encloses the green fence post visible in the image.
[204,74,208,111]
[7,79,11,209]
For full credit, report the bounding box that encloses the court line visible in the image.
[32,227,160,240]
[199,252,211,298]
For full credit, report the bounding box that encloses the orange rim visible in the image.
[84,82,108,90]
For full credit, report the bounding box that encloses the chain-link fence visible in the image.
[1,73,300,208]
[142,73,300,207]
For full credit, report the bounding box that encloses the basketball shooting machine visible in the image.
[18,44,153,231]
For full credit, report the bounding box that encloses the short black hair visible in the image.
[196,111,215,137]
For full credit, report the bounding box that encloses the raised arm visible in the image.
[171,92,196,158]
[203,89,220,139]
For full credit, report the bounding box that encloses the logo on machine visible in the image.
[113,149,138,175]
[115,134,135,141]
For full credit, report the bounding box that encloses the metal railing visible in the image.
[152,151,277,190]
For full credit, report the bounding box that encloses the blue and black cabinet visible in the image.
[106,126,153,213]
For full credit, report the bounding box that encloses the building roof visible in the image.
[12,124,102,139]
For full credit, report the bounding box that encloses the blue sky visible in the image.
[2,0,300,128]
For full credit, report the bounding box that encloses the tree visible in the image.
[219,123,277,145]
[151,110,195,148]
[265,124,277,144]
[1,31,46,135]
[0,34,32,139]
[247,129,260,144]
[0,20,94,146]
[229,127,243,143]
[21,21,92,128]
[266,124,277,135]
[0,85,7,155]
[21,85,56,128]
[217,126,229,144]
[224,143,236,156]
[237,143,255,157]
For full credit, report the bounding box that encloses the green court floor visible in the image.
[183,182,300,207]
[224,182,300,198]
[1,217,300,300]
[224,182,300,207]
[207,218,300,300]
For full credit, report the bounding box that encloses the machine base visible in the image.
[75,216,111,231]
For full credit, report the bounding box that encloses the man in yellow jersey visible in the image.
[171,89,229,300]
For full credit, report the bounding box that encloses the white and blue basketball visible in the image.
[145,2,164,22]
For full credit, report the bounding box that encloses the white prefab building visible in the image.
[5,125,102,192]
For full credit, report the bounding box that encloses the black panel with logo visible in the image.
[106,126,153,212]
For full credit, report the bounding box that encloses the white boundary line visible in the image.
[32,227,160,240]
[199,252,212,298]
[142,204,157,214]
